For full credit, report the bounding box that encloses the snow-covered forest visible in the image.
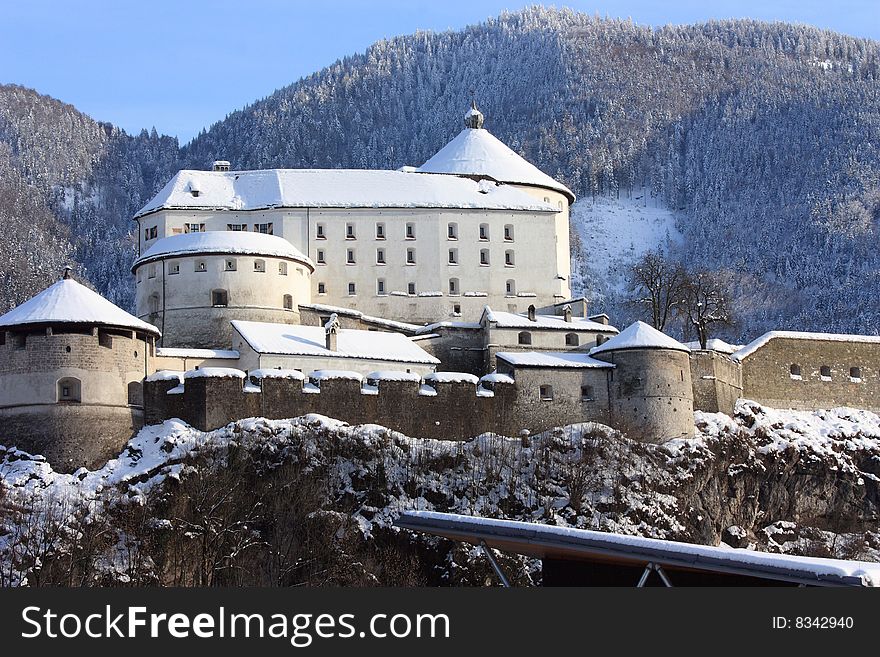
[1,7,878,340]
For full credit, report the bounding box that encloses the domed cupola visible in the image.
[464,100,484,130]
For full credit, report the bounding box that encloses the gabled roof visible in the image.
[134,169,557,218]
[482,307,617,333]
[731,330,880,362]
[231,320,439,365]
[418,127,575,202]
[132,231,313,270]
[496,352,614,369]
[590,321,689,356]
[0,278,160,336]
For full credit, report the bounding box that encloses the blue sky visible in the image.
[2,1,877,144]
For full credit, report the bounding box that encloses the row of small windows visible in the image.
[518,332,582,346]
[790,364,864,381]
[143,223,274,242]
[315,278,520,298]
[537,385,596,402]
[316,222,515,242]
[142,259,302,279]
[315,247,515,267]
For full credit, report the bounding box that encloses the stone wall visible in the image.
[414,326,486,376]
[595,348,694,441]
[690,350,743,415]
[144,373,603,441]
[739,336,880,412]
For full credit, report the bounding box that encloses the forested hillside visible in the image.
[2,7,879,340]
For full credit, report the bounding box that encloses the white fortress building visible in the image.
[132,103,574,326]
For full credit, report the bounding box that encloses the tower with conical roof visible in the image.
[0,270,160,471]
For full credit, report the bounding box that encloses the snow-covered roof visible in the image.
[684,339,741,355]
[482,307,617,333]
[299,303,422,333]
[590,321,690,356]
[156,347,240,359]
[480,372,515,384]
[732,330,880,362]
[249,368,305,381]
[424,372,480,384]
[133,231,313,270]
[365,371,422,383]
[183,367,246,379]
[496,352,615,369]
[418,126,575,201]
[397,511,880,587]
[231,320,440,365]
[309,370,364,382]
[0,278,161,336]
[134,169,557,218]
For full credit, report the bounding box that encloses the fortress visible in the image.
[2,104,880,472]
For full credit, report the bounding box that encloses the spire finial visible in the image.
[465,100,484,129]
[62,266,73,280]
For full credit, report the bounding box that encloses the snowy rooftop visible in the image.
[134,169,557,218]
[418,126,574,201]
[684,339,741,354]
[590,321,690,355]
[732,330,880,362]
[231,320,440,365]
[397,511,880,587]
[299,303,422,333]
[483,307,617,333]
[155,347,240,359]
[496,351,615,369]
[133,231,313,270]
[0,278,161,336]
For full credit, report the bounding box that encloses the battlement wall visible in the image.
[144,370,607,440]
[690,350,743,415]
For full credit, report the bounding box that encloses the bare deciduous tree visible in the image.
[681,269,735,349]
[627,250,687,331]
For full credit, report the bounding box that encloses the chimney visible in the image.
[563,304,572,323]
[62,266,73,280]
[324,313,340,351]
[527,304,536,322]
[212,160,230,172]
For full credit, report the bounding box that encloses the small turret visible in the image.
[464,100,484,129]
[527,304,537,322]
[325,313,340,351]
[62,265,73,280]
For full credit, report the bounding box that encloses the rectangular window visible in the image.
[316,223,326,239]
[407,248,416,264]
[406,223,415,239]
[227,223,247,231]
[185,223,205,233]
[447,223,458,239]
[376,223,385,239]
[317,249,326,264]
[504,224,514,241]
[317,282,326,294]
[348,282,356,296]
[169,263,180,275]
[347,249,356,264]
[148,226,158,240]
[479,224,489,240]
[195,260,207,272]
[505,250,515,266]
[346,223,356,239]
[225,259,237,271]
[377,279,386,295]
[408,282,416,295]
[278,262,288,275]
[376,248,386,264]
[480,249,490,266]
[254,223,273,234]
[581,385,594,401]
[254,259,266,272]
[448,249,458,264]
[148,265,156,279]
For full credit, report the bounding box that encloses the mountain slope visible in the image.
[2,9,878,340]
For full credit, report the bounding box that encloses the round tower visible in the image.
[590,321,693,442]
[132,231,314,348]
[0,270,161,471]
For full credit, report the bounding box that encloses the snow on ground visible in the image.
[570,190,682,300]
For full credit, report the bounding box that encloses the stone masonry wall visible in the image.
[740,337,880,412]
[690,350,743,415]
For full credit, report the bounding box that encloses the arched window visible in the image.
[127,381,143,407]
[565,333,579,346]
[518,331,532,345]
[505,250,515,266]
[57,377,82,403]
[211,289,228,307]
[479,223,489,240]
[504,224,514,241]
[506,279,516,296]
[195,260,207,272]
[283,294,293,310]
[790,364,802,378]
[820,365,832,380]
